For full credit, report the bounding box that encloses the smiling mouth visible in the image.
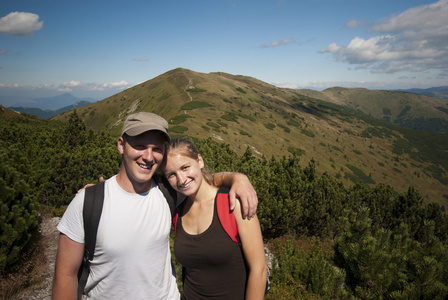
[178,180,192,189]
[138,162,153,170]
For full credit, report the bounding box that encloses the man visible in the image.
[52,112,258,299]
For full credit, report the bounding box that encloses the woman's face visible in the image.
[164,151,205,197]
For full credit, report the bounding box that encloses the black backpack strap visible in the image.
[154,174,177,217]
[77,181,105,300]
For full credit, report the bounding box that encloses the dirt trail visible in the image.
[184,78,194,102]
[12,216,60,300]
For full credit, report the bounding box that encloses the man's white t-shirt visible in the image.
[58,175,180,299]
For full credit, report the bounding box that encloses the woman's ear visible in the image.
[198,154,205,169]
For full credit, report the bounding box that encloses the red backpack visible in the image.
[173,191,239,243]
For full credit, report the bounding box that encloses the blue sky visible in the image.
[1,0,447,105]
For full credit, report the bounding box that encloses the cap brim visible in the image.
[124,125,170,141]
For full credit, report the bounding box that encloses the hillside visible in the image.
[53,68,448,207]
[295,87,448,134]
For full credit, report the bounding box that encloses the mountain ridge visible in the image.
[293,87,448,134]
[52,68,448,207]
[397,86,448,100]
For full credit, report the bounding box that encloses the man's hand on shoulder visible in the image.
[77,176,105,194]
[228,173,258,220]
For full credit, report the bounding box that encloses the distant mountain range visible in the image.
[3,93,94,119]
[9,100,92,119]
[397,86,448,100]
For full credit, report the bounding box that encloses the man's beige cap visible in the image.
[121,112,170,141]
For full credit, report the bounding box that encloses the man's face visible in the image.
[118,130,166,191]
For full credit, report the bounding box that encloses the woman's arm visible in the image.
[213,172,258,219]
[233,201,267,300]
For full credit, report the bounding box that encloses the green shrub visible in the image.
[180,101,212,110]
[345,164,376,185]
[301,129,315,137]
[287,119,301,127]
[287,147,305,156]
[170,125,189,134]
[217,120,228,128]
[169,114,193,125]
[332,145,343,152]
[206,122,220,129]
[221,112,239,123]
[277,124,291,133]
[264,123,276,130]
[239,130,251,137]
[186,88,206,93]
[269,236,351,299]
[0,162,39,272]
[235,111,256,122]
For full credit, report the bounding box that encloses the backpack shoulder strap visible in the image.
[172,187,240,244]
[173,208,179,234]
[77,181,105,300]
[154,173,177,218]
[216,188,240,244]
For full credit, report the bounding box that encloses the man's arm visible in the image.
[52,234,84,300]
[213,172,258,219]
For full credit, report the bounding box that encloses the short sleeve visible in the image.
[57,190,86,244]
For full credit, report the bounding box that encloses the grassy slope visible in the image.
[53,68,448,207]
[297,87,448,133]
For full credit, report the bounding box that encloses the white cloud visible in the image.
[371,0,448,33]
[57,87,73,92]
[56,80,132,92]
[62,80,83,87]
[57,80,82,91]
[291,79,436,90]
[272,81,298,89]
[100,80,131,89]
[345,20,363,29]
[0,12,44,36]
[260,38,296,48]
[0,83,20,88]
[320,0,448,76]
[37,83,55,89]
[320,42,342,54]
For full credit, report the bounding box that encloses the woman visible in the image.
[163,137,267,300]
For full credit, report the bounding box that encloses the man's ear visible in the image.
[117,136,125,155]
